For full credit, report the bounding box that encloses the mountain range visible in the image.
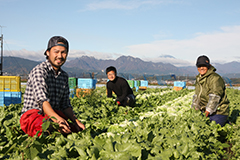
[2,56,240,78]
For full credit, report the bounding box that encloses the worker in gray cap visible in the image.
[20,36,85,137]
[191,55,229,126]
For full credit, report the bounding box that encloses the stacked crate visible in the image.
[139,80,148,90]
[127,80,134,88]
[76,78,97,97]
[134,80,141,91]
[0,76,21,106]
[173,81,186,91]
[69,77,77,98]
[76,88,93,98]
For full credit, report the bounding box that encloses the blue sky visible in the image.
[1,0,240,66]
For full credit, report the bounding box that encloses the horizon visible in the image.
[3,55,240,80]
[3,54,240,68]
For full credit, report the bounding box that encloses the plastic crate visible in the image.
[77,78,97,89]
[173,81,186,88]
[140,80,148,87]
[139,86,147,90]
[68,77,77,89]
[0,91,22,106]
[0,76,21,92]
[127,80,134,88]
[173,86,183,91]
[134,80,141,87]
[76,88,92,98]
[69,88,76,98]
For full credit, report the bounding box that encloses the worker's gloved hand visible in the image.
[126,97,130,103]
[205,111,210,117]
[116,101,121,106]
[206,94,221,115]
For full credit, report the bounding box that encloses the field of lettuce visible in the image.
[0,86,240,159]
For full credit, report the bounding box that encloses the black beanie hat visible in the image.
[106,66,117,75]
[196,55,210,68]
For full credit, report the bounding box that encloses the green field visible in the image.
[0,87,240,159]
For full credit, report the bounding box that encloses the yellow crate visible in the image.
[0,76,21,92]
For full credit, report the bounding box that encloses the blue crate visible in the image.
[69,88,76,98]
[134,81,140,92]
[134,80,140,87]
[77,78,97,89]
[174,81,186,88]
[140,80,148,87]
[0,91,21,106]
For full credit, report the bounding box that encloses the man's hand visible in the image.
[74,119,86,132]
[57,117,72,134]
[205,111,210,117]
[43,101,72,134]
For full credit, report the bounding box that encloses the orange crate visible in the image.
[76,88,93,97]
[139,86,147,90]
[173,86,183,91]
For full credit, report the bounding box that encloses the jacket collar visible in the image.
[196,66,216,84]
[45,60,62,76]
[197,65,216,78]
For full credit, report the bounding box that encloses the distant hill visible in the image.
[2,57,40,76]
[214,61,240,75]
[64,55,190,75]
[2,56,240,78]
[180,62,240,78]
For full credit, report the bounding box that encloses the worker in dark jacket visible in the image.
[191,55,229,127]
[106,66,135,107]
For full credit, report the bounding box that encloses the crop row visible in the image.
[0,87,239,159]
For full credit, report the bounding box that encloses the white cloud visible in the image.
[3,49,123,62]
[84,0,139,10]
[153,31,173,40]
[126,25,240,64]
[4,49,45,61]
[80,0,175,11]
[4,25,240,67]
[68,50,122,60]
[144,56,192,67]
[233,56,240,60]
